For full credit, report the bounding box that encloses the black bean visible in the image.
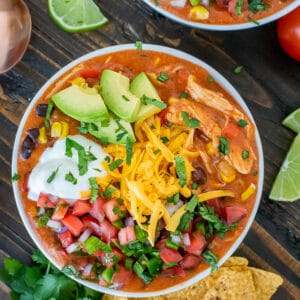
[26,128,39,143]
[35,103,48,117]
[21,135,35,159]
[191,166,207,185]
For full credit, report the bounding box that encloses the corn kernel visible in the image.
[189,6,209,21]
[38,127,47,144]
[206,142,215,155]
[218,160,236,183]
[154,57,160,65]
[241,183,256,201]
[51,121,62,138]
[168,97,180,105]
[71,77,85,86]
[60,121,69,138]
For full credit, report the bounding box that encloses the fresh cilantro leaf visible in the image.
[44,101,53,128]
[218,136,229,155]
[89,177,99,203]
[157,72,169,82]
[31,249,49,268]
[11,173,20,181]
[237,119,248,127]
[234,65,244,74]
[160,136,169,144]
[207,76,214,83]
[177,212,194,231]
[235,0,243,15]
[175,156,187,187]
[65,171,77,184]
[47,165,60,183]
[242,150,249,159]
[203,250,219,272]
[126,137,133,165]
[181,111,200,128]
[248,0,269,13]
[3,257,23,276]
[179,91,188,98]
[140,95,167,109]
[135,40,143,51]
[108,159,124,171]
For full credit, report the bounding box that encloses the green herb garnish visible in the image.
[203,250,219,272]
[140,95,167,109]
[157,72,169,82]
[126,137,133,165]
[65,171,77,184]
[84,236,112,254]
[242,150,249,159]
[135,41,143,51]
[234,65,244,74]
[237,119,248,127]
[218,136,229,155]
[44,100,53,128]
[175,156,187,187]
[47,165,60,183]
[181,111,200,128]
[89,177,99,203]
[11,173,20,181]
[108,159,124,171]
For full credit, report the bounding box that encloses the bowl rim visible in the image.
[141,0,300,31]
[12,43,264,298]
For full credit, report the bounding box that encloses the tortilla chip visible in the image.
[250,267,284,300]
[222,256,249,267]
[103,256,283,300]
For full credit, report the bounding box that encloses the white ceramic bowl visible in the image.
[142,0,300,31]
[12,44,264,298]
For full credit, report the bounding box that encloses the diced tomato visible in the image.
[52,199,69,221]
[158,108,169,125]
[160,247,183,263]
[98,248,124,267]
[58,230,74,248]
[181,254,202,270]
[72,200,92,216]
[118,226,136,245]
[103,199,125,222]
[89,198,105,222]
[62,214,84,237]
[112,265,133,287]
[206,198,224,217]
[185,231,206,256]
[79,68,100,79]
[37,193,56,208]
[162,265,186,278]
[98,219,118,243]
[224,204,247,225]
[222,121,240,139]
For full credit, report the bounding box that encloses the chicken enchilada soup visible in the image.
[15,46,261,293]
[147,0,295,25]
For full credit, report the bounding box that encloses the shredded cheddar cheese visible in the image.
[99,116,236,245]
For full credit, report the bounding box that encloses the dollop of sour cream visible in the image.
[28,135,108,202]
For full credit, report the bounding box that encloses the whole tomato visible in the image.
[277,7,300,61]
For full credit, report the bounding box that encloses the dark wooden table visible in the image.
[0,1,299,299]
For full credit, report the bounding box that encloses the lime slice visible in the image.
[269,133,300,201]
[282,108,300,133]
[48,0,108,33]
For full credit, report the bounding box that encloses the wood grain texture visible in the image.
[0,0,299,299]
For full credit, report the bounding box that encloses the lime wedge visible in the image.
[282,108,300,133]
[48,0,108,33]
[269,133,300,201]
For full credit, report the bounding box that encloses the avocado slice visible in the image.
[89,115,136,144]
[52,85,109,122]
[100,70,141,123]
[130,72,165,121]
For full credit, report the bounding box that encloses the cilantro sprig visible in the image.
[0,249,102,300]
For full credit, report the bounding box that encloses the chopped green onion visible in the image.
[175,156,187,187]
[44,100,53,128]
[160,136,169,144]
[166,237,179,250]
[147,257,162,276]
[179,91,188,98]
[157,72,169,82]
[89,177,99,203]
[125,258,134,271]
[207,76,214,83]
[65,171,77,184]
[47,166,60,183]
[102,267,115,283]
[108,159,123,171]
[242,150,249,159]
[167,193,180,204]
[126,137,133,165]
[134,225,148,243]
[135,41,143,51]
[185,194,198,213]
[234,65,244,74]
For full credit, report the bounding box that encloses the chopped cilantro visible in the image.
[167,193,180,204]
[181,111,200,128]
[140,95,167,109]
[108,159,124,171]
[203,250,219,272]
[153,149,161,155]
[89,177,99,203]
[135,40,143,51]
[177,212,194,231]
[179,91,188,98]
[160,136,169,144]
[122,95,131,102]
[102,183,115,198]
[237,119,248,127]
[235,0,243,15]
[207,76,214,83]
[175,156,187,187]
[248,0,269,13]
[242,150,249,159]
[84,236,112,254]
[47,166,60,183]
[44,100,53,128]
[11,173,20,181]
[65,171,77,184]
[157,72,169,82]
[185,195,198,213]
[126,137,133,165]
[218,136,229,155]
